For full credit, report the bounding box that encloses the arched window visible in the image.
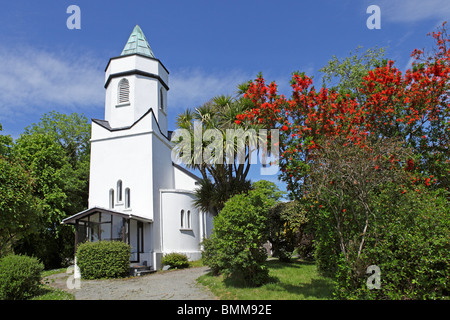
[159,88,164,111]
[187,210,191,229]
[180,210,185,228]
[117,180,123,202]
[109,189,114,209]
[118,78,130,104]
[125,188,130,209]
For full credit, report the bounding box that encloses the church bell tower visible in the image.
[103,25,169,134]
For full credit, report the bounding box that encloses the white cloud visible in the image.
[0,46,104,121]
[378,0,450,23]
[168,67,298,112]
[168,68,253,110]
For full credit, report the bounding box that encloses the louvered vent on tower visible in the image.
[118,78,130,104]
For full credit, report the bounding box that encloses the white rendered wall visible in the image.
[105,55,167,83]
[89,117,154,221]
[203,211,214,239]
[160,190,203,260]
[173,166,199,190]
[149,129,174,255]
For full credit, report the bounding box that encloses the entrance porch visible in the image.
[62,207,153,270]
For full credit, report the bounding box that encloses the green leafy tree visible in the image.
[14,133,68,224]
[22,111,90,215]
[252,179,286,201]
[12,112,90,268]
[0,124,13,157]
[0,156,39,257]
[319,46,386,104]
[0,124,39,256]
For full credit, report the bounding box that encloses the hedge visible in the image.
[161,253,189,269]
[76,241,131,279]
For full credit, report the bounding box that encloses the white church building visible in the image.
[62,25,213,272]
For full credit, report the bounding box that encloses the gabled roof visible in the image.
[61,206,153,225]
[91,107,170,140]
[121,25,155,58]
[172,162,202,182]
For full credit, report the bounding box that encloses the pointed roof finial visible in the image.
[121,25,155,58]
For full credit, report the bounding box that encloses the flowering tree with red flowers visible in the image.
[238,24,450,200]
[236,24,450,298]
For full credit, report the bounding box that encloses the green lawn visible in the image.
[30,286,75,300]
[29,268,75,300]
[197,258,335,300]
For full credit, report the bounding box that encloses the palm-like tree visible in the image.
[173,86,264,215]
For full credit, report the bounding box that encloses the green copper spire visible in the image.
[121,25,155,58]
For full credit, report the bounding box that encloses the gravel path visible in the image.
[46,266,217,300]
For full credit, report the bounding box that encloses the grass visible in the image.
[28,268,75,300]
[30,286,75,300]
[41,268,67,277]
[197,258,335,300]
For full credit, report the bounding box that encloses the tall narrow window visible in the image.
[187,210,191,229]
[125,188,130,209]
[109,189,114,209]
[159,88,164,110]
[118,78,130,104]
[117,180,123,202]
[180,210,185,228]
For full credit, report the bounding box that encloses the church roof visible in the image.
[61,207,153,225]
[121,25,155,58]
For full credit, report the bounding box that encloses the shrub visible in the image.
[76,241,131,279]
[201,237,222,275]
[0,254,44,300]
[202,189,272,286]
[161,253,189,270]
[335,186,450,300]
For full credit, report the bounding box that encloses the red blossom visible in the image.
[236,22,450,197]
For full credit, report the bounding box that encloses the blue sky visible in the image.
[0,0,449,191]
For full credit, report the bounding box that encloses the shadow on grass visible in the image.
[269,279,334,299]
[214,259,334,299]
[222,273,280,289]
[265,258,315,269]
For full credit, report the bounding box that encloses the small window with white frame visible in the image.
[109,189,114,209]
[125,188,130,209]
[117,180,123,202]
[187,210,191,229]
[180,210,185,228]
[159,88,164,111]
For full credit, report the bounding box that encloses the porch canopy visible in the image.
[62,207,152,249]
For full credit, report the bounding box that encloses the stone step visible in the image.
[135,269,156,276]
[129,265,155,277]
